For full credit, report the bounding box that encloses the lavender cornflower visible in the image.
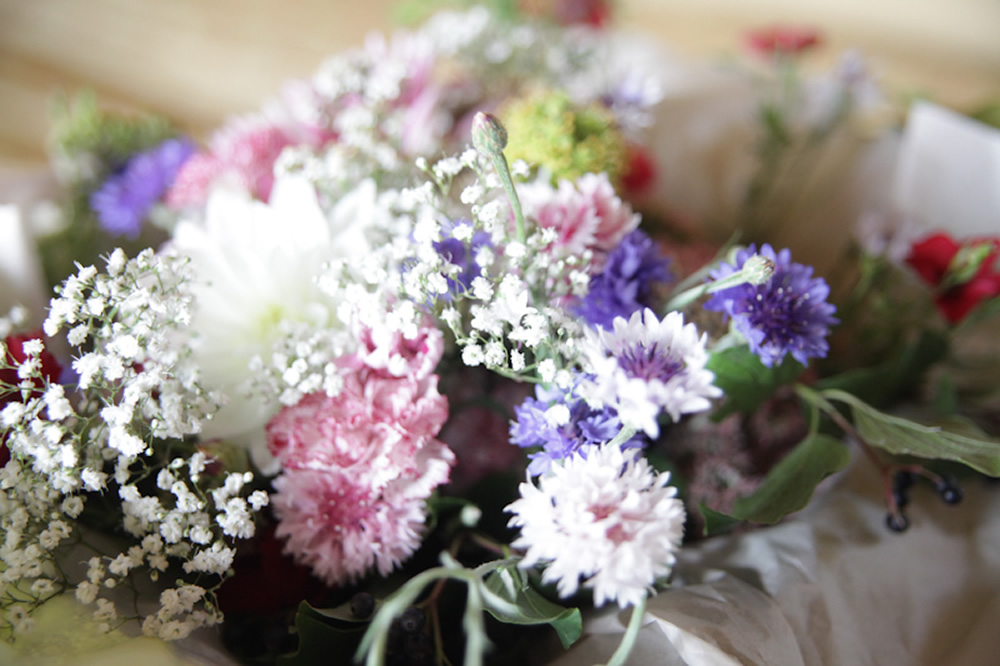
[704,244,838,367]
[577,229,672,329]
[433,220,493,298]
[510,384,645,476]
[90,137,196,238]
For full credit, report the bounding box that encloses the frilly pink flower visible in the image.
[165,115,297,207]
[519,172,639,258]
[354,323,444,381]
[266,324,454,585]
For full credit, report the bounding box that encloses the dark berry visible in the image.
[404,631,434,664]
[892,489,910,509]
[350,592,376,619]
[398,606,425,633]
[886,512,910,533]
[937,481,964,505]
[893,470,915,492]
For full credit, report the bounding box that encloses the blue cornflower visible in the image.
[577,229,673,329]
[704,243,838,367]
[432,220,493,298]
[510,384,646,476]
[90,137,195,238]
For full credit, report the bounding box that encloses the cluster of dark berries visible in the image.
[350,593,433,666]
[387,606,433,666]
[886,470,963,533]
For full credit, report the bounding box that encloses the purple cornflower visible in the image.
[510,384,645,476]
[90,137,196,238]
[577,229,672,329]
[704,243,838,367]
[432,220,492,298]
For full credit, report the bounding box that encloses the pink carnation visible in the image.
[266,326,454,585]
[165,115,296,208]
[519,172,639,258]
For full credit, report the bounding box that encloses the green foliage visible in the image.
[706,344,806,421]
[37,92,178,288]
[501,90,626,185]
[700,432,850,532]
[483,565,582,649]
[278,602,367,666]
[823,389,1000,476]
[816,328,949,408]
[49,92,176,188]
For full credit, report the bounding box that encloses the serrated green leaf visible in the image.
[706,345,805,420]
[824,389,1000,476]
[483,566,582,649]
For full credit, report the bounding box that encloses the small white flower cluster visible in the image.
[373,149,587,387]
[278,7,599,201]
[0,249,267,639]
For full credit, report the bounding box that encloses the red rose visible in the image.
[905,232,1000,324]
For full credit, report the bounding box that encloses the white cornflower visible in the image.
[578,309,721,438]
[506,444,686,609]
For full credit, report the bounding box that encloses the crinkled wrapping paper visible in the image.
[538,455,1000,666]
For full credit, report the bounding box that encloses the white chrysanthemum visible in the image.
[578,308,721,438]
[506,444,685,609]
[169,175,381,468]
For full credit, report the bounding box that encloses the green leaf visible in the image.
[703,433,850,527]
[483,566,582,649]
[823,389,1000,476]
[706,345,806,420]
[277,602,366,666]
[816,329,949,408]
[699,504,743,536]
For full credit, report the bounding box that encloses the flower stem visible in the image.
[605,594,647,666]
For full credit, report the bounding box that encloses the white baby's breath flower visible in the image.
[506,444,686,609]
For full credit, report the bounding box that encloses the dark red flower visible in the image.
[1,331,64,464]
[746,26,822,56]
[216,522,330,616]
[620,143,657,196]
[518,0,612,28]
[905,232,1000,324]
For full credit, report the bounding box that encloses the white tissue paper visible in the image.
[892,101,1000,236]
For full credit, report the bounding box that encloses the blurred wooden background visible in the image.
[1,0,998,173]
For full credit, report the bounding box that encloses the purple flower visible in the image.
[90,137,196,238]
[704,244,838,367]
[510,384,645,476]
[432,220,492,297]
[577,229,672,329]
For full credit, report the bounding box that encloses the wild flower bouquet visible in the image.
[2,1,999,665]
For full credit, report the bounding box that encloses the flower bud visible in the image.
[742,254,776,285]
[472,111,508,157]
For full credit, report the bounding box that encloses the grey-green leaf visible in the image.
[728,432,850,524]
[824,388,1000,476]
[483,566,582,649]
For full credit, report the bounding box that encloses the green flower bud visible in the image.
[472,111,508,157]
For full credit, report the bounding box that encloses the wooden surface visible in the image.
[1,0,998,173]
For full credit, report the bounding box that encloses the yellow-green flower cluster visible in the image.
[501,90,626,185]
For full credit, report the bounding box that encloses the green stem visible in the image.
[490,152,527,244]
[606,595,647,666]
